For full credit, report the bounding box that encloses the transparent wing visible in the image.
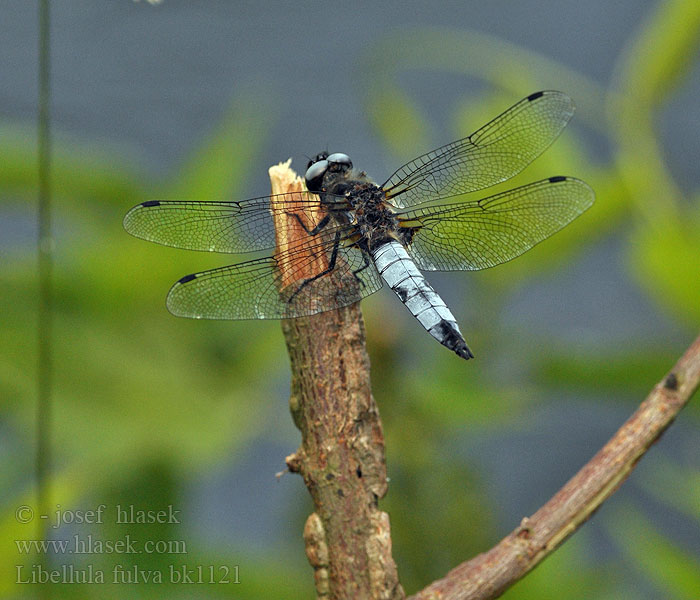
[382,91,575,208]
[399,177,594,271]
[123,191,338,254]
[165,228,383,319]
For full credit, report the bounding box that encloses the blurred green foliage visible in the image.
[2,1,699,598]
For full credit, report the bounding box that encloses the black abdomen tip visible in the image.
[456,344,475,360]
[435,319,474,361]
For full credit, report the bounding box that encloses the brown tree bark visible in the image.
[270,161,404,600]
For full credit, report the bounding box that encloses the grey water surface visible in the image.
[3,2,698,595]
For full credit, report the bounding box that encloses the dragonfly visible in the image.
[124,90,594,361]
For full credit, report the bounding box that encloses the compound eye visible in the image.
[304,159,329,192]
[326,153,352,170]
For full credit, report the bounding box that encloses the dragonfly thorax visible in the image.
[346,182,399,250]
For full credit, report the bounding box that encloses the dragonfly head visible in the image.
[305,152,353,193]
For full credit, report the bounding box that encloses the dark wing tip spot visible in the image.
[177,273,197,284]
[141,200,161,207]
[548,175,567,183]
[527,91,545,102]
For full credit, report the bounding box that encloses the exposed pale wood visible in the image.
[269,160,329,288]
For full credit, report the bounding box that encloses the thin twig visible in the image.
[410,333,700,600]
[37,2,53,593]
[270,161,405,600]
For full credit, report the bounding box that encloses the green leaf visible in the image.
[616,0,700,107]
[365,87,430,163]
[606,504,700,599]
[637,457,700,520]
[531,345,678,397]
[627,213,700,328]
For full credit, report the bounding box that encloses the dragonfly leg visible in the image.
[286,230,341,304]
[350,251,372,288]
[286,212,331,236]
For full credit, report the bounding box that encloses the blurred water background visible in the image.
[2,1,699,598]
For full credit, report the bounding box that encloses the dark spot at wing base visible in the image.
[527,90,545,102]
[177,273,197,284]
[548,175,567,183]
[395,285,409,303]
[141,200,161,207]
